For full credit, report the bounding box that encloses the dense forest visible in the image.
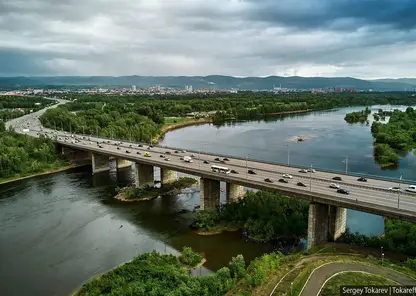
[191,191,309,242]
[371,107,416,167]
[0,96,55,121]
[344,107,371,123]
[0,121,66,180]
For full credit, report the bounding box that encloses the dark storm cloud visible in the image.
[244,0,416,31]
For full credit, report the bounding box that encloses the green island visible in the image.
[371,107,416,168]
[344,107,371,123]
[114,177,198,202]
[0,121,68,184]
[320,272,396,296]
[73,243,416,296]
[39,92,416,144]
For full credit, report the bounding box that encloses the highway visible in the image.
[7,103,416,222]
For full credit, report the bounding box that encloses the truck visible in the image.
[183,156,193,163]
[22,128,30,133]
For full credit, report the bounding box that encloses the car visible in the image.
[138,144,143,147]
[357,177,367,182]
[406,185,416,193]
[147,146,152,150]
[307,168,316,173]
[191,154,196,157]
[279,179,289,183]
[264,178,274,183]
[129,144,133,148]
[248,170,257,175]
[333,176,343,181]
[117,147,121,150]
[160,155,165,158]
[223,158,230,161]
[181,150,186,153]
[165,158,170,161]
[150,145,154,148]
[175,150,179,153]
[126,150,131,154]
[337,188,350,195]
[330,183,340,189]
[136,151,141,155]
[98,145,103,148]
[204,160,210,164]
[215,157,221,161]
[282,174,293,179]
[389,187,401,192]
[220,160,226,164]
[231,170,238,174]
[165,151,171,154]
[299,169,308,173]
[180,157,184,160]
[297,182,307,187]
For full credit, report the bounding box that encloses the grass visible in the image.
[320,272,396,296]
[163,117,195,125]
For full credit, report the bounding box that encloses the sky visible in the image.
[1,0,416,78]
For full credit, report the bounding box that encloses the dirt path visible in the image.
[300,262,416,296]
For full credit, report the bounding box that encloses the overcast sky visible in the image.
[1,0,416,78]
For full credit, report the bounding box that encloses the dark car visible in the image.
[297,182,307,187]
[126,150,130,154]
[117,147,121,150]
[160,154,165,158]
[279,179,289,183]
[204,160,210,164]
[357,177,367,182]
[333,176,343,181]
[98,145,103,148]
[165,151,171,154]
[231,170,238,174]
[220,160,226,164]
[223,158,230,161]
[138,144,143,147]
[248,170,257,175]
[175,150,179,153]
[136,151,141,155]
[337,188,349,194]
[147,147,151,150]
[129,144,133,148]
[264,178,274,183]
[149,145,154,148]
[215,157,221,161]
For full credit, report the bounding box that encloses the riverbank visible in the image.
[114,177,198,202]
[0,163,74,186]
[153,117,213,144]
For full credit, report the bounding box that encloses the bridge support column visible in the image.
[116,158,132,169]
[160,168,177,185]
[134,163,154,187]
[226,183,245,202]
[200,178,220,211]
[91,153,110,174]
[307,203,329,249]
[328,206,347,241]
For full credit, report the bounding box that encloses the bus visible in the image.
[211,165,231,174]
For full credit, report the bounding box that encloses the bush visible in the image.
[179,247,203,267]
[229,255,246,280]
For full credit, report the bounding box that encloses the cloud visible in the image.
[0,0,415,78]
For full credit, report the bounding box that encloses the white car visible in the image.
[282,174,293,179]
[299,169,308,173]
[405,185,416,193]
[307,168,316,173]
[330,183,340,189]
[389,187,401,192]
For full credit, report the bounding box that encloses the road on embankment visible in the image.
[299,262,416,296]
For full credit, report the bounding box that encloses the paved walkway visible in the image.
[300,262,416,296]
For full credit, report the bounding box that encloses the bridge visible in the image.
[6,101,416,249]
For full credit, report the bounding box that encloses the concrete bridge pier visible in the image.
[200,178,220,211]
[116,158,132,169]
[160,168,177,185]
[307,203,347,249]
[92,153,110,174]
[226,183,245,202]
[133,163,154,187]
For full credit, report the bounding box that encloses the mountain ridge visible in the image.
[0,75,415,91]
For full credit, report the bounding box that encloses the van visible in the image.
[406,185,416,193]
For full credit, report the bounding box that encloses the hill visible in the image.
[0,75,415,91]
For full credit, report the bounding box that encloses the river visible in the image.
[0,105,412,296]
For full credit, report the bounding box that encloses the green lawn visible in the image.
[320,272,396,296]
[164,117,195,125]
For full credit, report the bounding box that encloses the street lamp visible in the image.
[199,149,201,170]
[398,175,402,209]
[344,156,348,174]
[290,282,293,295]
[381,253,384,265]
[309,163,313,191]
[246,154,249,180]
[286,144,290,167]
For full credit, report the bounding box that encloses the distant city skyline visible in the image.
[1,0,416,78]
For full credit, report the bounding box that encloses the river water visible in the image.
[1,105,413,296]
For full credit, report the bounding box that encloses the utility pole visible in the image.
[398,175,402,209]
[345,156,348,174]
[309,163,313,191]
[287,144,290,166]
[246,155,249,180]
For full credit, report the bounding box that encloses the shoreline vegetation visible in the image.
[0,164,74,185]
[344,107,371,123]
[114,177,198,202]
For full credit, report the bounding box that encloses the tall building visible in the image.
[132,85,137,91]
[185,85,193,93]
